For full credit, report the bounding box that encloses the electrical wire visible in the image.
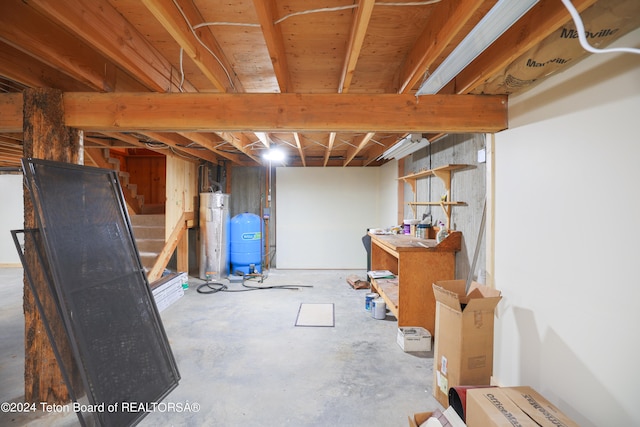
[196,272,312,294]
[193,22,260,29]
[168,1,445,93]
[178,47,185,92]
[170,0,237,91]
[561,0,640,55]
[274,0,442,24]
[375,1,441,6]
[274,5,357,25]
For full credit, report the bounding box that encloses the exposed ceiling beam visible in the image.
[215,132,262,164]
[397,0,495,94]
[141,132,220,163]
[141,0,242,93]
[179,132,252,165]
[339,0,375,93]
[99,132,210,163]
[0,41,94,92]
[455,0,598,94]
[293,133,306,167]
[252,0,291,92]
[99,132,151,149]
[84,135,135,149]
[344,132,375,166]
[27,0,194,93]
[323,133,337,167]
[0,0,118,91]
[0,92,508,133]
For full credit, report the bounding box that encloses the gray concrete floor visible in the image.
[0,268,442,426]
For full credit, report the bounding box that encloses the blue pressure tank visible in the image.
[230,213,262,275]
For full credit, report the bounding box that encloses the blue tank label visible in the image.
[241,232,262,240]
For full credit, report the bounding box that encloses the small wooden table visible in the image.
[369,231,461,333]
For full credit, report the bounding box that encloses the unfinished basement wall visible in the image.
[493,28,640,427]
[229,165,264,218]
[403,134,487,282]
[0,173,23,266]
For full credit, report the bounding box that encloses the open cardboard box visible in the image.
[432,280,502,408]
[408,411,433,427]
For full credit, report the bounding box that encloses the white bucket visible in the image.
[372,298,386,320]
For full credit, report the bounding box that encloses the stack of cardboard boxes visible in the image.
[464,386,579,427]
[409,280,578,426]
[432,280,501,408]
[411,386,579,427]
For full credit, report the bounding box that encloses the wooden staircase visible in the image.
[85,147,145,214]
[85,147,168,272]
[130,214,165,272]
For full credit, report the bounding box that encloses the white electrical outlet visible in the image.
[477,148,486,163]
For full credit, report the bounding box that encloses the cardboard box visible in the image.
[397,327,432,352]
[501,387,579,427]
[408,412,433,427]
[408,408,466,427]
[432,280,501,407]
[466,388,538,427]
[465,387,579,427]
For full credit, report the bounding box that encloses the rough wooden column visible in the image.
[22,88,83,404]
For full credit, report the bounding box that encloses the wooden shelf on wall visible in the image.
[399,164,469,229]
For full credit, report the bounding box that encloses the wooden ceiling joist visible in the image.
[397,0,493,94]
[323,132,337,167]
[339,0,375,94]
[140,131,220,163]
[0,1,119,91]
[179,132,252,165]
[252,0,291,93]
[27,0,194,93]
[344,132,375,166]
[0,41,94,92]
[293,133,306,167]
[0,0,636,169]
[141,0,242,93]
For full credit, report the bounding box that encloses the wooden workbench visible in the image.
[369,231,461,334]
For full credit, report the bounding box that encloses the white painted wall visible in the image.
[276,167,387,269]
[493,28,640,426]
[0,174,23,266]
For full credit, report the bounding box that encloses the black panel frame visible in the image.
[19,158,180,427]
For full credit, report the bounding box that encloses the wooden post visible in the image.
[176,231,189,273]
[22,88,83,404]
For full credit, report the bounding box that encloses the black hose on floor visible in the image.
[196,272,312,294]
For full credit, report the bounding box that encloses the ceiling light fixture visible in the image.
[262,147,286,162]
[416,0,539,96]
[379,134,429,160]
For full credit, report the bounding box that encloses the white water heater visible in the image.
[199,192,230,281]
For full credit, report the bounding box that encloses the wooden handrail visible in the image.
[147,211,194,282]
